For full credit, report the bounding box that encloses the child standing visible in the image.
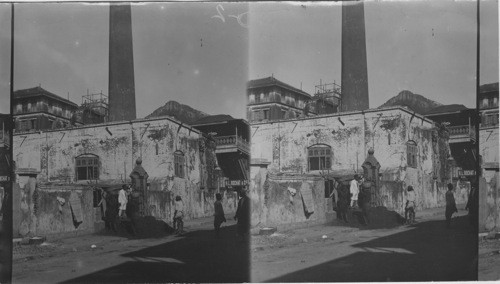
[445,183,458,228]
[405,185,417,224]
[174,195,185,235]
[214,193,226,237]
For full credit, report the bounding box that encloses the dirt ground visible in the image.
[12,218,249,283]
[251,207,476,282]
[478,237,500,281]
[11,206,480,283]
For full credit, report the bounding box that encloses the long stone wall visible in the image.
[14,179,94,238]
[250,107,455,214]
[249,166,327,229]
[13,116,221,235]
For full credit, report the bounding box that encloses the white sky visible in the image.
[0,1,498,115]
[0,2,249,118]
[249,1,499,108]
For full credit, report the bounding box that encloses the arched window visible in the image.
[174,151,185,178]
[75,154,99,181]
[308,144,332,171]
[407,141,418,168]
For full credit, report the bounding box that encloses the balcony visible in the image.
[214,135,250,155]
[448,125,474,143]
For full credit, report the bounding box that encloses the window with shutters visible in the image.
[263,109,269,120]
[75,154,99,181]
[308,144,332,171]
[407,141,418,168]
[174,151,185,178]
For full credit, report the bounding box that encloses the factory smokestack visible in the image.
[108,3,136,121]
[341,1,369,112]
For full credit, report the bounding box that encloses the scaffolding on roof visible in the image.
[81,91,109,123]
[312,81,342,114]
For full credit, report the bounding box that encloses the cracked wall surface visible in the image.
[480,127,500,231]
[250,107,466,226]
[13,117,232,236]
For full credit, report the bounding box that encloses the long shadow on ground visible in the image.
[268,215,476,282]
[62,225,250,283]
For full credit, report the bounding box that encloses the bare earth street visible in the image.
[11,207,485,283]
[252,207,477,282]
[12,218,249,283]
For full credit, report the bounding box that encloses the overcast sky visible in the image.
[0,1,498,115]
[249,0,498,108]
[0,2,248,117]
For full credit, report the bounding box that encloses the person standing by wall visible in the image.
[118,184,129,218]
[234,187,250,241]
[337,183,350,223]
[445,183,458,228]
[214,193,226,237]
[358,176,371,225]
[405,185,417,224]
[350,174,361,208]
[174,195,185,235]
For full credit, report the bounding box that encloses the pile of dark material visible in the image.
[331,206,405,229]
[100,216,173,239]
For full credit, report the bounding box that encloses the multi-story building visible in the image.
[192,115,250,191]
[247,77,342,123]
[479,82,499,129]
[247,76,314,123]
[424,104,476,179]
[13,86,80,132]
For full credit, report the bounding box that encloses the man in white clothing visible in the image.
[350,174,361,208]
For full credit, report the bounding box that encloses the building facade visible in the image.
[13,87,80,133]
[12,115,240,237]
[424,104,476,179]
[192,115,250,191]
[247,77,314,123]
[478,82,499,232]
[249,106,469,228]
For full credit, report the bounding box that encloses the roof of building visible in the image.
[13,86,78,107]
[480,82,499,94]
[192,114,235,125]
[248,76,312,98]
[425,104,469,115]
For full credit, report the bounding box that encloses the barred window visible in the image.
[308,145,331,171]
[407,141,418,168]
[76,155,99,181]
[174,151,185,178]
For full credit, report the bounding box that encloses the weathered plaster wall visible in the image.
[147,189,238,222]
[14,118,203,184]
[14,117,220,225]
[251,107,454,214]
[481,171,499,231]
[15,181,94,238]
[249,166,327,228]
[480,127,499,231]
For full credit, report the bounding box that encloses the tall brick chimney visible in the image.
[108,3,136,122]
[341,1,369,112]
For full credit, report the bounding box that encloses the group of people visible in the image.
[99,184,137,234]
[331,173,465,228]
[172,187,250,240]
[331,174,370,225]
